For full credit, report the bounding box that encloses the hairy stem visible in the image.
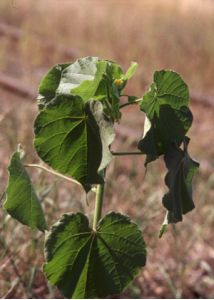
[93,183,105,231]
[119,98,141,109]
[111,151,144,156]
[24,164,81,186]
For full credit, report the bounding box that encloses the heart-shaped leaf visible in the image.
[44,212,146,298]
[34,95,115,191]
[4,150,47,232]
[163,137,199,223]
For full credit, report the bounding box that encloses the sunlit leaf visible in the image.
[37,57,107,109]
[57,57,107,101]
[140,70,189,118]
[44,212,146,298]
[34,95,115,191]
[4,151,47,232]
[37,57,129,122]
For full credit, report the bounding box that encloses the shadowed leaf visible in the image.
[163,138,199,223]
[138,105,193,164]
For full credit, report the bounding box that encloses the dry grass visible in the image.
[0,0,214,298]
[1,0,214,93]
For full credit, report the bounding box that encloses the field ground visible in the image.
[0,0,214,298]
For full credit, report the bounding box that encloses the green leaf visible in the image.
[122,62,138,81]
[34,95,115,190]
[163,138,199,223]
[140,70,189,118]
[4,151,47,232]
[44,212,146,299]
[138,70,192,164]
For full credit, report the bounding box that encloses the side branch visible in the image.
[119,98,142,109]
[24,164,81,186]
[111,151,144,156]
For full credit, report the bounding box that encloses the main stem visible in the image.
[93,183,105,231]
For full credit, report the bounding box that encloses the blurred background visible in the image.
[0,0,214,298]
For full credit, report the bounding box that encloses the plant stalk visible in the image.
[119,98,141,109]
[24,163,81,186]
[111,151,144,156]
[93,183,105,231]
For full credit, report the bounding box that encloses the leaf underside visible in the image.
[57,57,108,101]
[37,57,106,108]
[37,56,126,115]
[163,138,199,223]
[4,151,47,232]
[44,212,146,299]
